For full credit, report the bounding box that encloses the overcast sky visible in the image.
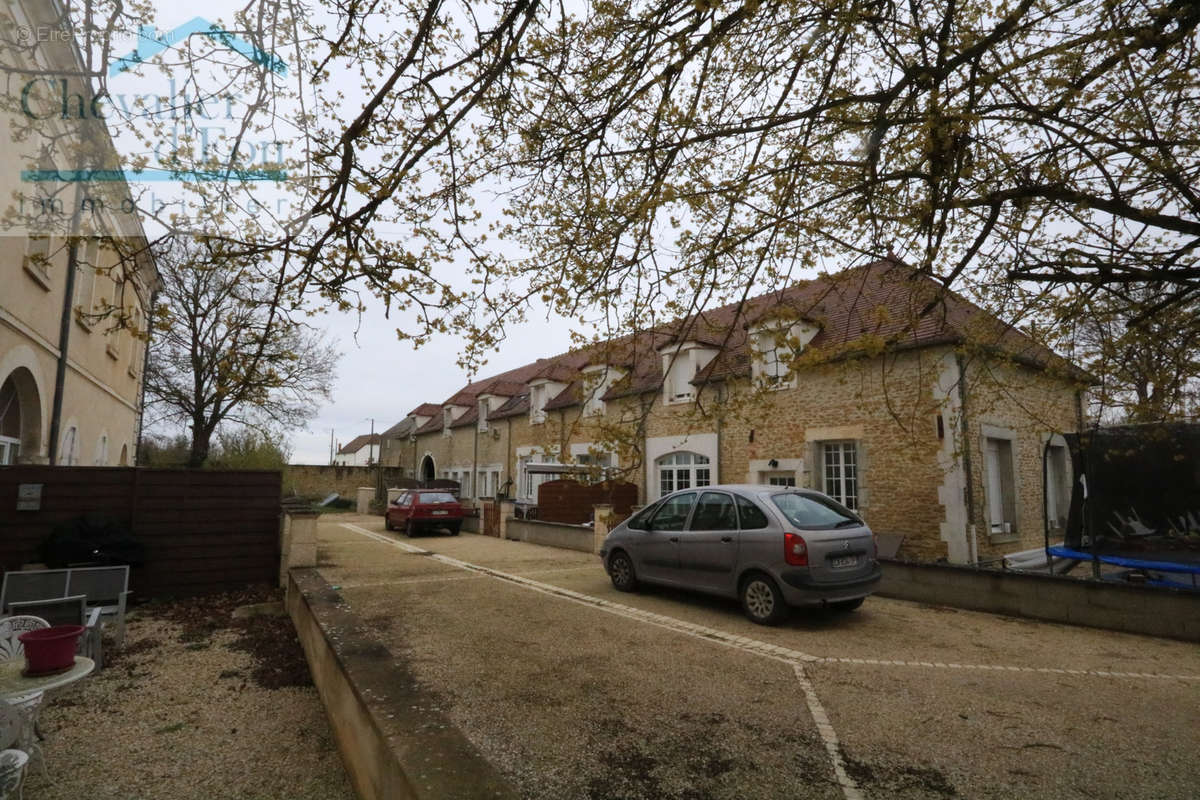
[95,1,579,463]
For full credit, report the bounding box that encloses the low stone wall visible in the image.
[505,518,594,553]
[284,464,408,501]
[461,516,480,534]
[287,568,517,800]
[878,559,1200,642]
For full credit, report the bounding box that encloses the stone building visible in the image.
[1,0,159,466]
[385,260,1089,563]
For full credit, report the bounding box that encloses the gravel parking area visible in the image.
[22,586,353,800]
[320,517,1200,800]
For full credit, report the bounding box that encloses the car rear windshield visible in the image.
[416,492,457,504]
[770,492,861,530]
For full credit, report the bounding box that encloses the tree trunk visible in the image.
[188,427,212,468]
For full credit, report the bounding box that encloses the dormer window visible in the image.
[478,398,489,432]
[750,322,817,390]
[659,343,718,405]
[443,407,454,437]
[529,383,547,424]
[582,366,622,417]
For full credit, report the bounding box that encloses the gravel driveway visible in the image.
[319,516,1200,800]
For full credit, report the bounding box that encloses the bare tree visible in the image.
[143,239,337,467]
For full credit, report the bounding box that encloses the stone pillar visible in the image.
[592,504,613,554]
[356,486,373,514]
[499,500,516,540]
[280,505,320,587]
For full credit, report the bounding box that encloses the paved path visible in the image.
[317,516,1200,800]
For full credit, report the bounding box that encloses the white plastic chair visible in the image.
[0,618,48,778]
[0,704,28,799]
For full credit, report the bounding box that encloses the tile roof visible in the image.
[407,403,443,417]
[380,418,418,439]
[449,406,480,429]
[487,393,530,420]
[408,259,1086,421]
[338,433,381,454]
[414,415,443,435]
[543,382,581,411]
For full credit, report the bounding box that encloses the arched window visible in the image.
[95,433,109,466]
[0,377,20,465]
[60,425,79,466]
[656,451,711,497]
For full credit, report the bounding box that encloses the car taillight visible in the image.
[784,532,808,566]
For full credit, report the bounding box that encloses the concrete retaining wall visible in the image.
[287,569,517,800]
[878,559,1200,642]
[505,518,593,552]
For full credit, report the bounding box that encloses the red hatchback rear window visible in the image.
[415,492,457,504]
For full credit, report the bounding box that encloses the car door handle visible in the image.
[720,536,733,543]
[669,537,679,543]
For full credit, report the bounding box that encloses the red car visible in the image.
[385,490,465,536]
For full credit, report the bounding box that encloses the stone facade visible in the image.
[384,262,1088,563]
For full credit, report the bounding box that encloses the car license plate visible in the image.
[830,555,857,568]
[432,510,448,515]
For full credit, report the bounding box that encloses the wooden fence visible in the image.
[0,467,282,599]
[535,480,638,524]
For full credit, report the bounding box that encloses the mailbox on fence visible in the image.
[535,480,638,525]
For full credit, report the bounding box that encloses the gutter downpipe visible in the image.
[48,188,84,466]
[956,353,978,565]
[133,283,159,466]
[472,409,479,502]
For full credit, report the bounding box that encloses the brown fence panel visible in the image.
[0,466,281,599]
[535,480,638,524]
[481,500,500,537]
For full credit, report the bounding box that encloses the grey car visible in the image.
[599,484,881,624]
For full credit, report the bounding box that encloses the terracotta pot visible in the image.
[19,625,85,674]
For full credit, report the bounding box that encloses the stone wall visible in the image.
[284,464,409,501]
[877,559,1200,642]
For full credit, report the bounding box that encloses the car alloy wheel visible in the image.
[404,519,414,538]
[608,552,637,592]
[741,574,787,625]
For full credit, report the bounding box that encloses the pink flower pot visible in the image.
[19,625,85,675]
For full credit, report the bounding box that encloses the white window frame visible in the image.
[582,366,620,417]
[1045,439,1071,532]
[655,451,711,497]
[820,441,859,510]
[529,383,547,424]
[983,432,1018,539]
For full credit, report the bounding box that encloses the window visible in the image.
[74,240,99,328]
[735,495,770,529]
[443,407,454,437]
[985,437,1017,537]
[765,472,796,487]
[649,492,696,532]
[756,330,791,387]
[1045,444,1071,531]
[24,236,51,279]
[821,441,858,510]
[662,352,696,403]
[478,398,489,432]
[128,307,143,376]
[657,451,711,497]
[690,492,738,531]
[625,501,661,531]
[0,378,20,465]
[94,434,109,466]
[529,384,547,424]
[60,425,79,466]
[582,367,618,416]
[771,492,860,530]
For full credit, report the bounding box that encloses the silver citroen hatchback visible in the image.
[599,484,881,625]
